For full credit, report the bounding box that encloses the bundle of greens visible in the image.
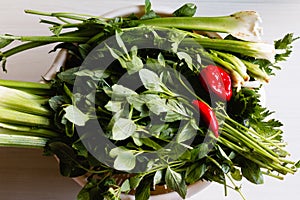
[0,1,299,199]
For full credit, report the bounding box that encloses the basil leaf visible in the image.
[111,84,137,99]
[185,162,207,184]
[126,53,143,74]
[109,146,127,158]
[111,118,136,140]
[48,142,87,177]
[130,175,144,189]
[126,94,145,112]
[241,160,264,184]
[64,105,89,126]
[153,170,163,187]
[139,68,163,92]
[74,69,108,81]
[114,150,136,171]
[115,30,128,56]
[176,121,197,143]
[120,179,131,192]
[139,137,162,150]
[48,95,65,112]
[165,167,187,199]
[194,143,210,160]
[140,0,159,20]
[168,30,187,52]
[146,98,168,115]
[57,67,79,84]
[72,140,89,158]
[177,51,193,70]
[135,177,151,200]
[105,101,123,112]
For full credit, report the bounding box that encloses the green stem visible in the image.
[210,50,249,81]
[218,135,247,153]
[24,10,95,21]
[1,29,99,66]
[181,37,274,61]
[207,156,247,200]
[222,122,280,162]
[0,87,52,116]
[220,112,290,159]
[0,107,52,128]
[1,41,49,61]
[0,34,89,43]
[86,32,106,45]
[0,124,59,138]
[220,125,295,174]
[242,59,270,83]
[0,79,52,95]
[135,15,244,33]
[262,171,284,180]
[219,131,274,171]
[226,174,248,200]
[0,133,48,148]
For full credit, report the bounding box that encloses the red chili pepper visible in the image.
[199,65,232,101]
[192,100,219,137]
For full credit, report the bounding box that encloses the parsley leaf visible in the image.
[275,33,299,62]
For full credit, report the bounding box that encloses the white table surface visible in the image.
[0,0,300,199]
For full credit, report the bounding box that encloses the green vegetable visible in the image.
[135,10,263,42]
[0,1,299,200]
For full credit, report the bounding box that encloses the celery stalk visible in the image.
[0,107,52,128]
[0,123,59,138]
[136,11,263,42]
[210,50,250,81]
[0,85,51,116]
[0,79,52,95]
[242,59,270,83]
[0,133,48,148]
[181,37,275,63]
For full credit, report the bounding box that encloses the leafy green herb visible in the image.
[275,33,299,62]
[165,166,187,198]
[173,3,197,17]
